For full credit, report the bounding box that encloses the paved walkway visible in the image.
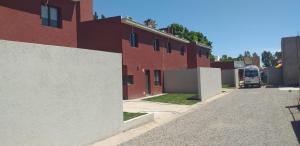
[120,87,300,146]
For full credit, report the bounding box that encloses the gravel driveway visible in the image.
[120,87,300,146]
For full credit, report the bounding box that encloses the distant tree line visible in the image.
[261,51,282,67]
[217,51,259,62]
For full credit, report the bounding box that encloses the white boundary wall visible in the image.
[0,40,123,146]
[198,67,222,101]
[221,69,239,88]
[164,67,221,101]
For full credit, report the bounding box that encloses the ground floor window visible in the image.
[123,75,134,85]
[154,70,161,86]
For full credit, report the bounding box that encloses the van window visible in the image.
[245,70,258,77]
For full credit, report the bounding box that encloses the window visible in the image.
[41,4,61,28]
[153,39,160,51]
[167,42,172,53]
[198,49,202,57]
[180,46,185,56]
[130,32,138,47]
[206,51,209,58]
[154,70,161,86]
[123,75,134,85]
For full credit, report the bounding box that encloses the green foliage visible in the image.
[168,23,212,47]
[244,51,251,57]
[123,112,146,121]
[93,12,99,20]
[144,19,157,28]
[219,51,259,63]
[220,55,234,62]
[209,53,216,62]
[236,54,244,61]
[261,51,274,67]
[261,51,282,67]
[94,12,106,20]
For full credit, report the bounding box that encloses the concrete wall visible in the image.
[164,68,198,93]
[282,37,300,86]
[0,40,123,146]
[164,67,221,101]
[198,67,222,101]
[221,69,239,87]
[266,67,283,85]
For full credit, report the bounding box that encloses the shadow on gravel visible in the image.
[291,121,300,143]
[286,105,300,144]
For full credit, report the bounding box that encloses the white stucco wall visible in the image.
[164,67,222,101]
[164,68,198,93]
[221,69,239,87]
[198,67,222,101]
[0,40,123,146]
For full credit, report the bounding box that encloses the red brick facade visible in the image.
[0,1,211,100]
[77,16,211,99]
[0,0,93,47]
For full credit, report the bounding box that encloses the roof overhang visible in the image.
[121,18,190,44]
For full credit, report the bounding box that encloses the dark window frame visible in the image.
[154,70,161,86]
[123,75,134,85]
[130,32,139,47]
[198,49,202,57]
[167,42,172,53]
[41,4,62,28]
[206,51,209,58]
[153,39,160,51]
[180,46,185,56]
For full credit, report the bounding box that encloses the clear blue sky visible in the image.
[94,0,300,58]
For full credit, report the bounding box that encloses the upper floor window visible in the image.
[130,32,138,47]
[198,49,202,57]
[153,39,160,51]
[167,42,172,53]
[180,46,185,56]
[206,51,210,58]
[41,4,61,28]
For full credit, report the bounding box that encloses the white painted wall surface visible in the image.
[198,67,222,101]
[164,68,198,93]
[0,40,123,146]
[221,69,239,88]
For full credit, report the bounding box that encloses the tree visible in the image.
[274,51,282,61]
[244,51,251,57]
[209,51,216,62]
[168,23,212,47]
[144,19,157,28]
[252,52,259,58]
[101,14,106,19]
[93,12,99,20]
[236,54,244,61]
[261,51,274,67]
[220,55,234,62]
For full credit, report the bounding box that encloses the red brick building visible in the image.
[0,1,211,100]
[0,0,93,47]
[78,16,211,99]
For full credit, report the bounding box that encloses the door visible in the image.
[145,70,151,95]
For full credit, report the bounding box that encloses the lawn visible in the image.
[222,84,233,89]
[143,93,199,105]
[123,112,146,121]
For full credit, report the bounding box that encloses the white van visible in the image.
[243,65,261,88]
